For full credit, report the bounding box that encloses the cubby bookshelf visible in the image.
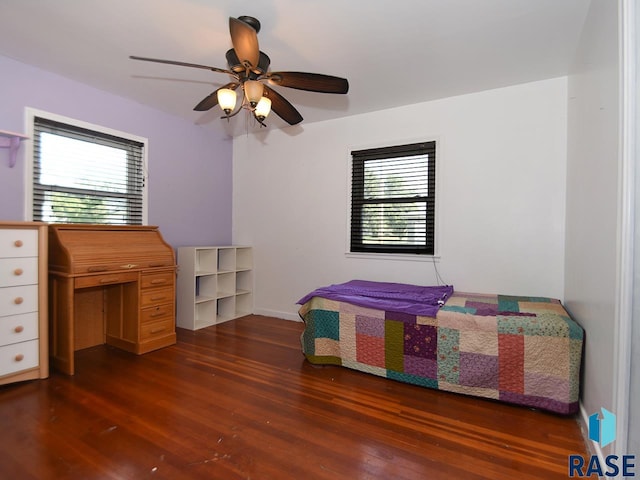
[176,246,253,330]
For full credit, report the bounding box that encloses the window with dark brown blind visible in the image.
[32,116,146,225]
[350,141,436,254]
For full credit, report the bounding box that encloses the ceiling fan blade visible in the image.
[267,72,349,94]
[193,82,239,111]
[129,55,235,76]
[229,17,260,68]
[263,85,303,125]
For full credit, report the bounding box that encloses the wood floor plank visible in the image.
[0,315,588,479]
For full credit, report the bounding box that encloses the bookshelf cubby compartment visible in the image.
[177,246,253,330]
[236,291,253,318]
[195,300,216,326]
[236,247,253,271]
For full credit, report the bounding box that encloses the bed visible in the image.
[297,280,583,415]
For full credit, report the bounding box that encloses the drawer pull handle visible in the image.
[87,266,109,272]
[15,354,24,362]
[151,295,166,301]
[14,240,23,248]
[150,327,166,334]
[149,262,168,267]
[14,297,24,305]
[14,325,24,333]
[99,277,120,284]
[14,268,24,276]
[150,279,167,285]
[150,311,165,318]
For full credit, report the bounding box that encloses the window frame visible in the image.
[349,140,437,256]
[24,108,148,224]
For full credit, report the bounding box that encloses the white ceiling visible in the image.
[0,0,590,138]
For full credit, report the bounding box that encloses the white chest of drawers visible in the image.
[0,222,48,384]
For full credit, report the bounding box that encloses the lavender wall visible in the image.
[0,55,232,248]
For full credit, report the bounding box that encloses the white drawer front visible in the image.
[0,312,39,347]
[0,257,38,287]
[0,339,39,377]
[0,285,38,317]
[0,229,38,258]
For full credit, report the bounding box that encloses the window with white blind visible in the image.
[350,141,436,255]
[31,114,146,225]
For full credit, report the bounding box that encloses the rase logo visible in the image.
[568,407,635,478]
[589,407,616,448]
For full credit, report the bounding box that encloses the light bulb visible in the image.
[217,88,237,114]
[244,80,264,107]
[254,96,272,119]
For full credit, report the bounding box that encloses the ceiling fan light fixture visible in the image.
[130,15,349,128]
[244,80,264,107]
[217,88,237,114]
[254,96,272,119]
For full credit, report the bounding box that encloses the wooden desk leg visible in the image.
[49,276,75,375]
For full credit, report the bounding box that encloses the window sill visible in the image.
[345,252,441,262]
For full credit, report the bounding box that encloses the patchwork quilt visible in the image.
[298,291,584,415]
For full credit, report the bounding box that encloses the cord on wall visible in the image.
[431,256,447,286]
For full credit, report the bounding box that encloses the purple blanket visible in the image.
[296,280,453,317]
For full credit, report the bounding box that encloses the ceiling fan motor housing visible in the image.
[237,16,261,33]
[226,49,270,75]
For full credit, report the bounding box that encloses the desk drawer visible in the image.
[140,271,174,290]
[0,257,38,287]
[0,312,38,347]
[0,339,39,377]
[141,287,174,308]
[0,285,38,317]
[0,229,38,258]
[140,318,174,341]
[75,271,139,289]
[141,303,174,324]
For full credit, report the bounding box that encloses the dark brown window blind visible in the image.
[32,116,145,225]
[351,141,436,254]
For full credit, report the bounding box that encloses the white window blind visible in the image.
[351,141,436,255]
[32,116,145,225]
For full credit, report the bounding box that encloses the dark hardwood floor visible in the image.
[0,315,587,479]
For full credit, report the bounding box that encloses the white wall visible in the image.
[233,77,568,320]
[564,0,620,456]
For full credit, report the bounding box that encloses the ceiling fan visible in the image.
[130,15,349,127]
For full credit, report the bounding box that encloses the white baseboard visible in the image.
[253,307,301,322]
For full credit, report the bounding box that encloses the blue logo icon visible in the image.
[589,407,616,448]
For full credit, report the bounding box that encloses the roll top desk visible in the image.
[48,225,176,375]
